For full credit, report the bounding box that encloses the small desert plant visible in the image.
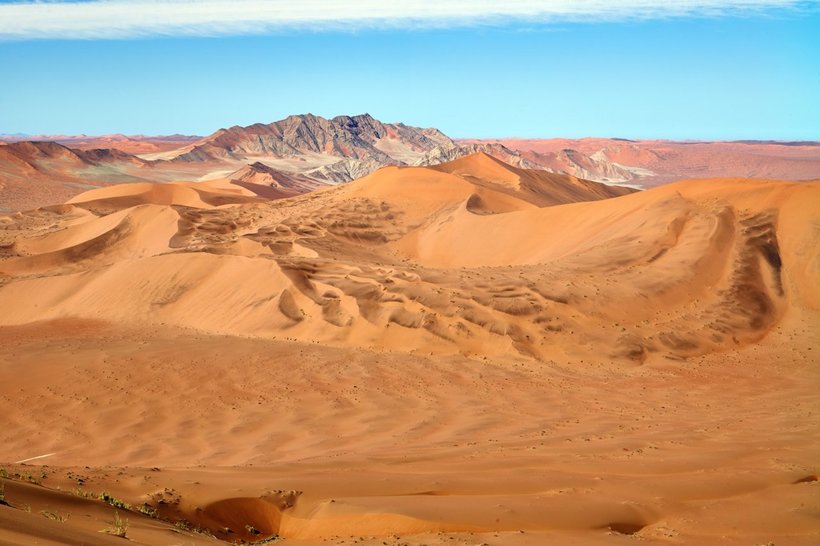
[251,536,282,544]
[195,526,216,538]
[0,467,8,478]
[174,519,192,531]
[99,492,131,510]
[14,472,40,485]
[101,510,128,538]
[137,503,158,518]
[0,483,6,505]
[172,520,216,538]
[40,509,70,522]
[72,487,95,498]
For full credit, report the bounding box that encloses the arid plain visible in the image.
[0,116,818,545]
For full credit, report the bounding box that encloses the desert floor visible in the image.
[0,317,817,545]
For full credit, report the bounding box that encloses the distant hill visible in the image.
[461,137,820,187]
[0,141,152,212]
[0,133,200,154]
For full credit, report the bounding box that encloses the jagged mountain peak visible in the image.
[160,114,658,186]
[169,113,455,171]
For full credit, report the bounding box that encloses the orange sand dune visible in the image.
[431,151,635,205]
[0,154,817,545]
[66,179,264,211]
[0,161,816,361]
[341,152,633,221]
[2,204,179,275]
[228,161,325,198]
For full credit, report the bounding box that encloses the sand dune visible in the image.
[430,151,634,205]
[340,152,634,222]
[66,179,265,210]
[0,155,818,545]
[0,160,816,361]
[228,161,325,197]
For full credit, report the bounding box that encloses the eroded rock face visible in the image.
[171,113,454,165]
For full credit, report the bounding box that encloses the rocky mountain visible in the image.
[0,141,152,212]
[303,156,386,184]
[160,113,582,185]
[416,141,539,170]
[160,113,713,186]
[463,138,820,187]
[0,133,199,154]
[228,161,323,197]
[532,148,652,183]
[168,113,453,165]
[0,141,148,176]
[0,141,90,169]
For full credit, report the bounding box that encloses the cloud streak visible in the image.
[0,0,813,40]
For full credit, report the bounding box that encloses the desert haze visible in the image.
[0,118,818,546]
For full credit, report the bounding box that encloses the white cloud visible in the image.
[0,0,812,40]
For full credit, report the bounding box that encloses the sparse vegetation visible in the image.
[137,503,158,518]
[1,470,41,485]
[174,519,192,531]
[0,483,6,506]
[197,527,217,538]
[250,536,282,544]
[72,487,95,498]
[101,510,129,538]
[171,519,217,538]
[40,509,70,522]
[99,491,131,510]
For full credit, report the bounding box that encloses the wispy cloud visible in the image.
[0,0,813,40]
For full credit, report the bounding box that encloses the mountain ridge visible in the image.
[2,114,818,213]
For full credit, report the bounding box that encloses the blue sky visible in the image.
[0,1,818,139]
